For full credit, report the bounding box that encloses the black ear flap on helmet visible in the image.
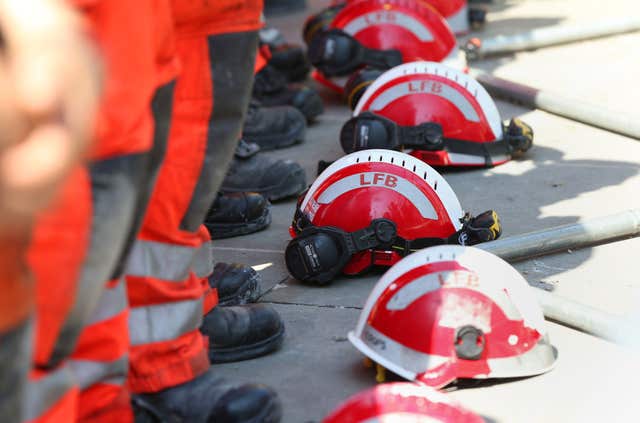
[307,29,403,77]
[286,218,398,285]
[285,225,354,285]
[344,67,385,110]
[340,112,443,154]
[302,4,345,45]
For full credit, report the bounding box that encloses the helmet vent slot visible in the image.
[368,155,371,161]
[391,157,394,163]
[412,165,416,172]
[402,160,406,167]
[356,157,360,163]
[379,155,383,161]
[423,171,427,180]
[434,180,438,190]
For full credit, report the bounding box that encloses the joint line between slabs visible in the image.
[261,300,363,310]
[258,276,290,301]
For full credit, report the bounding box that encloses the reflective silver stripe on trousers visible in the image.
[128,297,204,346]
[24,365,74,422]
[193,241,213,278]
[126,239,212,281]
[69,355,128,390]
[86,278,128,326]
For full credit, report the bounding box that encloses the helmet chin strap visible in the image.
[286,207,502,284]
[341,112,534,167]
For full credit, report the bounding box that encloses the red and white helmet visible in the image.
[331,0,473,35]
[285,150,501,284]
[346,61,533,167]
[307,0,463,93]
[348,245,558,388]
[323,383,485,423]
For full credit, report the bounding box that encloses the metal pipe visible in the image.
[477,209,640,262]
[464,17,640,60]
[469,70,640,140]
[475,210,640,341]
[535,290,632,342]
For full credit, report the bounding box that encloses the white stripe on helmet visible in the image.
[446,3,470,35]
[368,81,480,123]
[316,172,438,219]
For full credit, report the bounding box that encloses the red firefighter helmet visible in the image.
[330,0,473,35]
[308,0,463,93]
[348,61,533,167]
[348,245,558,388]
[285,150,501,284]
[323,383,485,423]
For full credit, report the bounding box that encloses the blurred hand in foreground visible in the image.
[0,0,101,234]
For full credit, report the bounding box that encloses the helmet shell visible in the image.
[314,0,462,93]
[349,245,557,388]
[331,0,457,63]
[420,0,469,35]
[295,150,464,274]
[323,383,484,423]
[336,0,470,35]
[354,61,508,166]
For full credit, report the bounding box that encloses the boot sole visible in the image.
[209,324,285,364]
[222,166,307,202]
[246,397,283,423]
[244,117,306,151]
[217,270,262,307]
[262,166,307,201]
[206,206,272,240]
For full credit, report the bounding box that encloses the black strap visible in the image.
[397,122,444,150]
[292,208,459,255]
[361,46,403,72]
[344,113,533,167]
[439,118,533,166]
[440,137,512,167]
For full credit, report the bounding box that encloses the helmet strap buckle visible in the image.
[399,122,444,150]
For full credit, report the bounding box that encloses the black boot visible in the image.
[210,262,262,306]
[243,100,306,151]
[259,27,311,83]
[221,140,307,202]
[268,45,311,83]
[205,192,271,239]
[201,304,285,364]
[253,65,324,122]
[132,369,282,423]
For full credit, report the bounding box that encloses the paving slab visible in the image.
[212,0,640,421]
[212,304,640,422]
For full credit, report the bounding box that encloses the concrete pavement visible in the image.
[213,1,640,421]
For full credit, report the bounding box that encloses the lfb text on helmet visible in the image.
[360,173,398,188]
[362,11,398,25]
[408,81,444,94]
